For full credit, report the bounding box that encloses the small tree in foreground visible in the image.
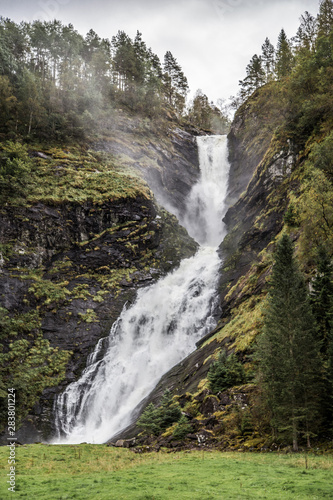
[208,350,246,394]
[256,235,321,450]
[137,390,181,436]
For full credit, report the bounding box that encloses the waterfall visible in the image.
[53,135,230,444]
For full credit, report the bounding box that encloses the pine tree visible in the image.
[208,349,246,394]
[294,11,317,51]
[261,37,275,80]
[163,51,189,114]
[275,29,294,79]
[310,247,333,434]
[310,247,333,355]
[257,235,321,450]
[239,54,266,100]
[137,390,181,436]
[317,0,333,36]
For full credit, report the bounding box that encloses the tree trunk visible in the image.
[292,409,298,451]
[28,112,33,136]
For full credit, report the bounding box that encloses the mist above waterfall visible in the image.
[53,135,230,444]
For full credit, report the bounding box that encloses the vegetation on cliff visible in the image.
[0,17,228,141]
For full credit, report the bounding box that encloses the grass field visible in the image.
[0,445,332,499]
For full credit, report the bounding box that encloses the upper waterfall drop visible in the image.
[183,135,229,246]
[53,135,230,444]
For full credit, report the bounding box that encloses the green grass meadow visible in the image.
[0,445,332,499]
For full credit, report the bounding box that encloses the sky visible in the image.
[0,0,321,106]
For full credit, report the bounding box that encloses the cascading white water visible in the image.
[183,135,230,246]
[53,135,230,444]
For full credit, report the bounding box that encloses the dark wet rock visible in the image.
[93,125,200,218]
[200,396,220,417]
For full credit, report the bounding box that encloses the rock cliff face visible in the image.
[0,116,201,443]
[93,111,201,217]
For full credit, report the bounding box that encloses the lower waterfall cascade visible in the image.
[53,135,231,444]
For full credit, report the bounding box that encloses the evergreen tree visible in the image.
[310,247,333,435]
[256,235,321,450]
[208,349,246,394]
[261,37,275,80]
[239,54,266,100]
[328,325,333,434]
[317,0,333,36]
[0,75,17,132]
[310,247,333,355]
[294,11,317,51]
[187,89,211,129]
[172,414,192,440]
[163,51,189,114]
[275,29,294,79]
[137,390,181,436]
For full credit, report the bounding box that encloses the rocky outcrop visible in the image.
[93,118,201,217]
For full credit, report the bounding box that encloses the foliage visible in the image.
[275,29,294,79]
[283,203,300,227]
[172,414,193,440]
[239,54,266,101]
[235,2,333,117]
[0,18,192,142]
[208,349,246,394]
[0,144,152,206]
[299,167,333,260]
[186,89,230,133]
[0,141,32,202]
[256,235,321,450]
[310,131,333,180]
[206,295,264,352]
[310,247,333,433]
[137,390,181,436]
[261,37,275,80]
[0,308,71,430]
[163,50,189,115]
[310,246,333,354]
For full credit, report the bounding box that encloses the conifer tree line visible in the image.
[237,0,333,102]
[0,18,231,139]
[0,19,193,139]
[256,235,333,451]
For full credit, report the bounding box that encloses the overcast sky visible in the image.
[1,0,321,105]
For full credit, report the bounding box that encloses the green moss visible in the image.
[3,144,153,207]
[205,297,265,352]
[27,274,71,306]
[78,309,99,323]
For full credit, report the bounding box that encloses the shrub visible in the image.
[137,390,182,436]
[172,414,193,440]
[208,350,246,394]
